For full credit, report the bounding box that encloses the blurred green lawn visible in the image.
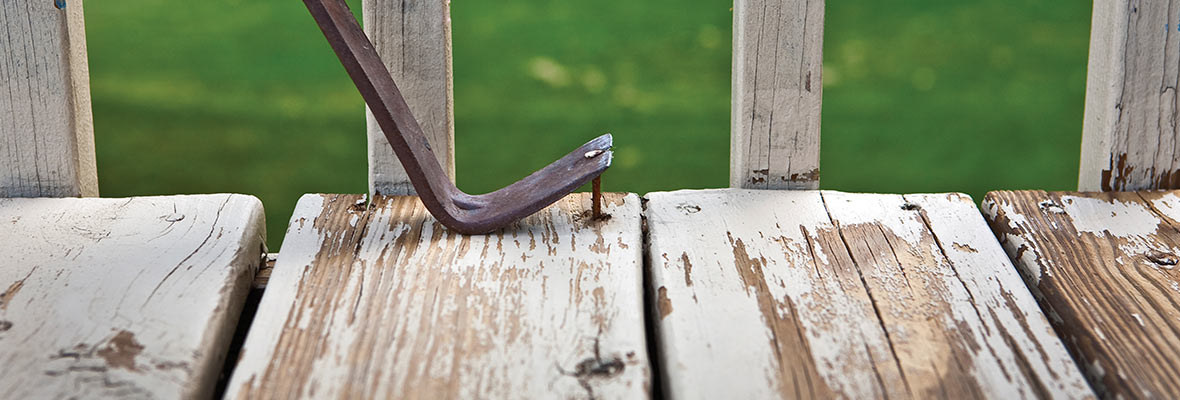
[85,0,1090,250]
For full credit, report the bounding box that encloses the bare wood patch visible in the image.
[226,193,649,399]
[645,189,1092,399]
[984,190,1180,398]
[0,195,266,399]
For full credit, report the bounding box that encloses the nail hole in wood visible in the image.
[1146,252,1178,267]
[1038,201,1066,214]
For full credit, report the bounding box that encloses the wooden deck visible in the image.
[7,0,1180,398]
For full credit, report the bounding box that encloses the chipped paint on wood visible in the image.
[0,0,97,197]
[226,193,649,399]
[646,189,1092,399]
[0,195,266,399]
[730,0,824,190]
[984,190,1180,398]
[1079,0,1180,191]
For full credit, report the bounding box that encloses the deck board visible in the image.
[226,193,650,399]
[0,194,265,399]
[645,189,1092,399]
[984,190,1180,398]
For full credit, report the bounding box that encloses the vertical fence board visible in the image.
[0,0,97,198]
[363,0,455,196]
[730,0,824,190]
[1080,0,1180,191]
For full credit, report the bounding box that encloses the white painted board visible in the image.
[0,194,266,399]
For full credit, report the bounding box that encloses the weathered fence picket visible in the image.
[363,0,455,195]
[1079,0,1180,191]
[730,0,824,190]
[0,0,96,198]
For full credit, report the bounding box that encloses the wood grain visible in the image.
[0,0,97,198]
[1079,0,1180,191]
[227,193,649,399]
[0,194,266,399]
[646,189,1092,399]
[984,190,1180,398]
[363,0,455,196]
[730,0,824,190]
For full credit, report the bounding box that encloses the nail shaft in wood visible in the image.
[592,177,602,218]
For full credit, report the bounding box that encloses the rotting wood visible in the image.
[730,0,824,190]
[363,0,455,195]
[984,190,1180,398]
[0,0,97,197]
[645,189,1092,399]
[226,193,649,399]
[0,194,266,399]
[1079,0,1180,191]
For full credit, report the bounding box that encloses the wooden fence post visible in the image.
[363,0,455,196]
[730,0,824,190]
[0,0,97,198]
[1079,0,1180,191]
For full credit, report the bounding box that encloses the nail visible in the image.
[592,176,602,219]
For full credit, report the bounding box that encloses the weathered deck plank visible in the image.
[0,194,266,399]
[227,193,649,399]
[984,190,1180,398]
[645,189,1091,399]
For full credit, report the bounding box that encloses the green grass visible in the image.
[84,0,1092,250]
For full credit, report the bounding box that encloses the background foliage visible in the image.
[86,0,1091,249]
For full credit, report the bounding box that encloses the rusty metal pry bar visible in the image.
[304,0,611,234]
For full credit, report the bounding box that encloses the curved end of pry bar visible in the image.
[305,0,613,235]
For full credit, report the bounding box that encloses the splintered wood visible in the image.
[645,189,1092,399]
[0,0,97,197]
[984,190,1180,398]
[0,195,266,399]
[227,193,649,399]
